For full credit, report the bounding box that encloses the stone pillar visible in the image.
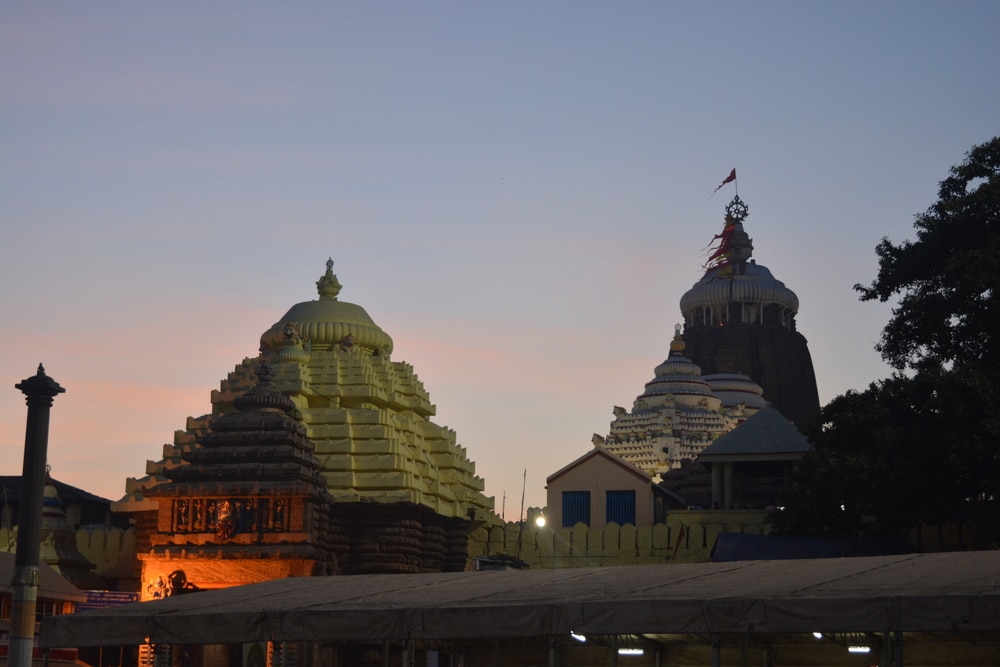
[711,464,722,509]
[722,463,734,509]
[10,364,65,667]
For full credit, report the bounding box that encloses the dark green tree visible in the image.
[857,136,1000,374]
[772,138,1000,547]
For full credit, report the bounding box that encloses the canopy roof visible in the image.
[0,552,87,603]
[42,551,1000,648]
[698,407,810,459]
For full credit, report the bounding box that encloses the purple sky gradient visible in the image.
[3,2,998,516]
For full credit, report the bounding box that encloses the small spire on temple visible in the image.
[317,258,343,300]
[670,324,686,354]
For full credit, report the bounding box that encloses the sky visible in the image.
[2,2,998,519]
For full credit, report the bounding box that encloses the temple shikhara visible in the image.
[597,195,818,477]
[680,196,820,429]
[113,259,500,598]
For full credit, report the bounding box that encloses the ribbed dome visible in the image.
[680,262,799,315]
[650,327,702,378]
[652,352,702,379]
[260,260,394,356]
[703,373,767,411]
[229,360,297,415]
[640,329,720,408]
[682,197,799,320]
[641,372,717,402]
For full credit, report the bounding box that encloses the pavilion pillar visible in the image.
[9,364,65,667]
[723,463,734,509]
[711,464,723,509]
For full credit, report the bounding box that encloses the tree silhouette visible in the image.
[773,138,1000,547]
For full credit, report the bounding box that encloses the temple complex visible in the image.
[597,327,764,477]
[114,260,499,598]
[4,195,820,612]
[591,195,817,476]
[680,196,820,428]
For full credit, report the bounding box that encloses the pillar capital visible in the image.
[15,364,65,407]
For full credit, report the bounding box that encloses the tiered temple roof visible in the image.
[599,327,763,477]
[115,261,499,594]
[120,260,495,524]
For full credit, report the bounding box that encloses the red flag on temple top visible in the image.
[713,168,736,193]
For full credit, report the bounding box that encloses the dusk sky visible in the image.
[3,2,998,517]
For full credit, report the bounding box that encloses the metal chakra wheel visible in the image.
[726,195,749,222]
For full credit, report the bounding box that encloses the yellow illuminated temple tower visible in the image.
[115,260,498,595]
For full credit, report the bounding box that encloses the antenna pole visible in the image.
[516,469,527,559]
[519,469,527,524]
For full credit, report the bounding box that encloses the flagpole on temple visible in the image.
[711,168,737,199]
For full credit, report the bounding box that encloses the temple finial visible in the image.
[670,324,686,354]
[317,258,343,300]
[725,195,749,223]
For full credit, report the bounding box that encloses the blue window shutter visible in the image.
[606,490,636,526]
[562,491,591,527]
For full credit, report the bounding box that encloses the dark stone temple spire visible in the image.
[144,358,341,586]
[680,197,820,428]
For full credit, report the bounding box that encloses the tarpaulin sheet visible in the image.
[40,551,1000,648]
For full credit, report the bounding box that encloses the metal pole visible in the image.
[9,364,64,667]
[516,469,526,558]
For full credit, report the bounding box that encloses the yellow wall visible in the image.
[0,525,134,581]
[470,509,772,567]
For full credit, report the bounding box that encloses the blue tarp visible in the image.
[711,532,912,562]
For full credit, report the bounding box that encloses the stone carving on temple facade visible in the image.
[167,497,290,537]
